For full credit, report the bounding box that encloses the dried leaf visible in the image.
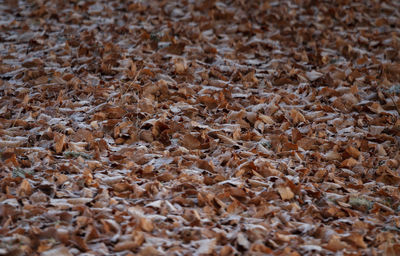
[290,109,306,124]
[277,186,295,200]
[196,238,216,255]
[324,235,349,251]
[341,158,358,168]
[343,232,367,249]
[114,241,140,252]
[17,179,32,197]
[181,134,201,149]
[54,133,66,154]
[306,70,323,81]
[139,217,154,232]
[236,233,250,250]
[345,146,360,159]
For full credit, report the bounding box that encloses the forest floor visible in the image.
[1,0,400,255]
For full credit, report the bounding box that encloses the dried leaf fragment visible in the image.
[17,179,32,197]
[277,186,294,200]
[306,70,323,81]
[290,109,306,125]
[114,241,140,252]
[196,238,216,254]
[345,146,360,159]
[376,144,387,156]
[341,158,358,168]
[139,217,154,232]
[324,150,342,161]
[258,114,275,125]
[181,134,201,149]
[342,232,367,249]
[236,233,250,249]
[250,243,273,253]
[114,231,144,252]
[138,246,161,256]
[54,133,66,154]
[324,235,349,251]
[173,59,187,74]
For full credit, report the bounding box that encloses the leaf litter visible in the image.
[1,0,400,255]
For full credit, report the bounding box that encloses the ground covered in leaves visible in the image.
[1,0,400,255]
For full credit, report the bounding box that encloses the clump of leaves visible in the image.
[12,168,34,178]
[63,151,92,159]
[349,197,373,212]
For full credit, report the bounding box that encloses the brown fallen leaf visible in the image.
[340,158,358,168]
[139,217,154,232]
[324,235,349,251]
[342,232,367,249]
[54,133,66,154]
[114,241,140,252]
[345,146,360,159]
[324,150,342,161]
[376,144,387,156]
[173,58,187,74]
[181,134,201,149]
[290,109,306,125]
[17,179,32,197]
[220,245,235,256]
[258,114,275,125]
[250,243,273,253]
[277,186,295,200]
